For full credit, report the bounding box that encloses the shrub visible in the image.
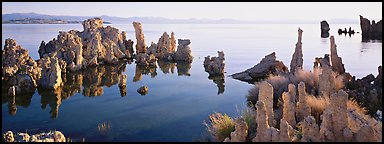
[204,112,235,142]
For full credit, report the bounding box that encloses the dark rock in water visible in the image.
[230,52,289,84]
[137,86,148,95]
[320,20,330,38]
[359,15,382,41]
[338,27,355,36]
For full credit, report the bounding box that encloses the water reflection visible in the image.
[133,60,192,82]
[2,59,195,118]
[208,75,225,95]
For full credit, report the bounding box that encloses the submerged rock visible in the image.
[230,52,288,84]
[204,51,225,77]
[137,86,148,95]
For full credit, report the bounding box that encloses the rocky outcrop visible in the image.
[290,28,304,74]
[258,81,275,127]
[282,84,296,127]
[204,51,225,77]
[231,52,289,84]
[296,82,311,122]
[174,39,193,62]
[301,116,321,142]
[225,118,248,142]
[3,131,65,142]
[320,20,330,38]
[133,21,146,54]
[38,56,63,89]
[329,36,345,75]
[2,39,41,87]
[135,53,157,67]
[359,15,382,41]
[153,32,177,60]
[39,18,133,72]
[346,65,382,116]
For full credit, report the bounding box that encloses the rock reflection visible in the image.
[208,75,225,95]
[2,84,35,116]
[38,87,62,118]
[133,64,157,82]
[157,60,192,76]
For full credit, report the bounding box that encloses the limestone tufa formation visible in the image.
[329,36,345,75]
[174,39,194,62]
[38,56,63,89]
[2,131,65,142]
[204,51,225,77]
[133,21,147,54]
[290,28,304,74]
[2,39,41,87]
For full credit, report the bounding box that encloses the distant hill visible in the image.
[2,13,360,24]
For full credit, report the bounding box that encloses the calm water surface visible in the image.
[2,23,382,141]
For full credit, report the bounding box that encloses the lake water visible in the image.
[2,23,382,141]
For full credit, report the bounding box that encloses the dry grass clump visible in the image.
[204,112,235,142]
[247,74,289,106]
[241,105,257,141]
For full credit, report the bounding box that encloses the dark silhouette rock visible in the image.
[320,20,330,38]
[359,15,382,41]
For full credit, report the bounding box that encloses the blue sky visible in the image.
[2,2,382,21]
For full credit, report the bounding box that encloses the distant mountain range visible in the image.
[2,13,360,24]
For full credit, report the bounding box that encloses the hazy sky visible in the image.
[2,2,382,21]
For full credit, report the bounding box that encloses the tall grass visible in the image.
[203,112,235,142]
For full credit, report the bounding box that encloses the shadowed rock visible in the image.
[329,36,345,75]
[231,52,288,84]
[321,20,330,38]
[359,15,382,41]
[290,28,303,74]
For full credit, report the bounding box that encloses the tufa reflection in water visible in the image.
[133,60,192,82]
[208,75,225,95]
[2,60,193,118]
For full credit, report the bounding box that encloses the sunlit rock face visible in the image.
[359,15,382,41]
[38,56,63,90]
[320,20,330,38]
[133,21,147,54]
[2,39,41,91]
[153,32,177,60]
[2,131,66,142]
[39,18,133,71]
[174,39,193,62]
[230,52,289,84]
[204,51,225,77]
